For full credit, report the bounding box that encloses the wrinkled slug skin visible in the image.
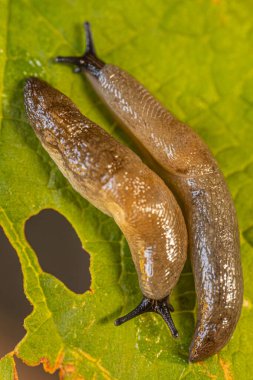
[24,77,187,302]
[86,65,243,361]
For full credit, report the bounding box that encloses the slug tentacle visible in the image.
[115,297,179,338]
[55,22,104,76]
[84,21,96,56]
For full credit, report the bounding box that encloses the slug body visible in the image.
[24,77,187,336]
[56,23,243,361]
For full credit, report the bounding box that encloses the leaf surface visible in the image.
[0,0,252,379]
[0,356,17,380]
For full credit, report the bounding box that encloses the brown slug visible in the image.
[55,22,243,362]
[24,77,188,338]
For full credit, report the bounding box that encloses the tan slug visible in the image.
[55,22,243,362]
[24,77,188,337]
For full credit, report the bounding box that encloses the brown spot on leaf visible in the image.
[41,350,64,374]
[59,364,85,380]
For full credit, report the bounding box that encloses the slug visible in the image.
[24,77,188,338]
[55,22,243,361]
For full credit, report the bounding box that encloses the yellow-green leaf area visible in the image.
[0,355,17,380]
[0,0,252,379]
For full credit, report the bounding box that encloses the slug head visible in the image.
[24,77,126,194]
[115,296,179,338]
[55,22,105,78]
[24,76,101,185]
[24,77,84,153]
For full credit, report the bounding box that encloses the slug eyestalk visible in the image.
[115,297,179,338]
[55,22,104,76]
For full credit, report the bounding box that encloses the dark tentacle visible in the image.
[156,299,179,337]
[115,296,179,338]
[55,21,105,75]
[114,298,151,325]
[84,21,96,55]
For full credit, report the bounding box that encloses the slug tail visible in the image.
[114,297,179,338]
[55,21,105,75]
[188,315,238,362]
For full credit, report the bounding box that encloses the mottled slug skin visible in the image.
[86,65,243,361]
[24,77,187,302]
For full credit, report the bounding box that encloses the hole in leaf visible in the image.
[0,227,32,357]
[0,228,58,378]
[25,209,91,294]
[15,358,58,379]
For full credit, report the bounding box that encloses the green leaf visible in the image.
[0,355,17,380]
[0,0,252,379]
